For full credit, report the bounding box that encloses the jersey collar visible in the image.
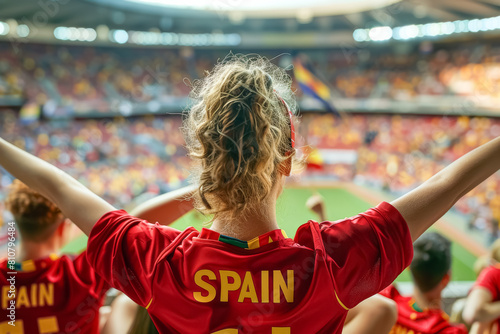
[199,228,288,250]
[408,299,424,312]
[2,253,59,272]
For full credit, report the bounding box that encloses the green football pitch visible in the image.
[62,187,477,282]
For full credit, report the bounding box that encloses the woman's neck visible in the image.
[210,199,279,241]
[412,287,442,311]
[18,239,61,262]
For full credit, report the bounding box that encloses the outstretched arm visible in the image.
[101,294,138,334]
[392,136,500,241]
[469,321,497,334]
[0,138,115,235]
[342,294,397,334]
[306,193,327,221]
[463,288,500,324]
[130,185,196,224]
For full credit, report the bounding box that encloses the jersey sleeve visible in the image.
[314,202,413,308]
[86,210,183,307]
[378,284,400,300]
[73,251,110,299]
[473,266,500,301]
[437,325,468,334]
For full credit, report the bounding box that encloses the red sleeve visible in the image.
[86,210,183,307]
[378,284,400,300]
[474,266,500,301]
[73,251,110,299]
[437,325,468,334]
[309,202,413,308]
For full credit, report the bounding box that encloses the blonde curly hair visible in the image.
[184,54,297,220]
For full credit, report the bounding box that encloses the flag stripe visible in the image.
[294,59,340,117]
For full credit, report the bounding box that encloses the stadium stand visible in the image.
[3,42,500,116]
[3,0,500,332]
[1,108,499,241]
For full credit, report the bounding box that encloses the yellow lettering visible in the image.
[31,284,38,307]
[211,329,238,334]
[39,283,54,307]
[261,271,269,303]
[193,270,216,303]
[272,328,291,334]
[238,272,258,303]
[0,319,24,333]
[1,286,9,310]
[390,324,410,334]
[17,286,30,308]
[220,270,241,302]
[273,270,294,303]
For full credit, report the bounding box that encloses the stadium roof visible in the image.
[2,0,500,34]
[120,0,401,17]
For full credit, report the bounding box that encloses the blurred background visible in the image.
[1,0,500,296]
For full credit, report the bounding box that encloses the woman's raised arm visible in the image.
[0,137,115,235]
[392,136,500,241]
[129,185,196,224]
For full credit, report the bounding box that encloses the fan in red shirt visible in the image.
[380,232,467,334]
[1,54,500,333]
[88,201,411,333]
[463,258,500,332]
[99,193,399,334]
[0,181,109,334]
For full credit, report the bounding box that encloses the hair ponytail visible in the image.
[184,54,296,220]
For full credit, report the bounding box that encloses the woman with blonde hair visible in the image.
[1,55,500,333]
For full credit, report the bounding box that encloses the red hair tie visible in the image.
[274,90,295,150]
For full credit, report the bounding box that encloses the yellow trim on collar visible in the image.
[21,259,36,272]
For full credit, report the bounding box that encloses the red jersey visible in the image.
[380,285,467,334]
[87,201,413,333]
[472,264,500,333]
[0,252,109,334]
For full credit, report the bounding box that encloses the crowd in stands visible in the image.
[1,109,499,241]
[300,112,500,241]
[0,43,205,115]
[2,42,500,115]
[329,46,500,100]
[1,39,500,238]
[0,110,190,214]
